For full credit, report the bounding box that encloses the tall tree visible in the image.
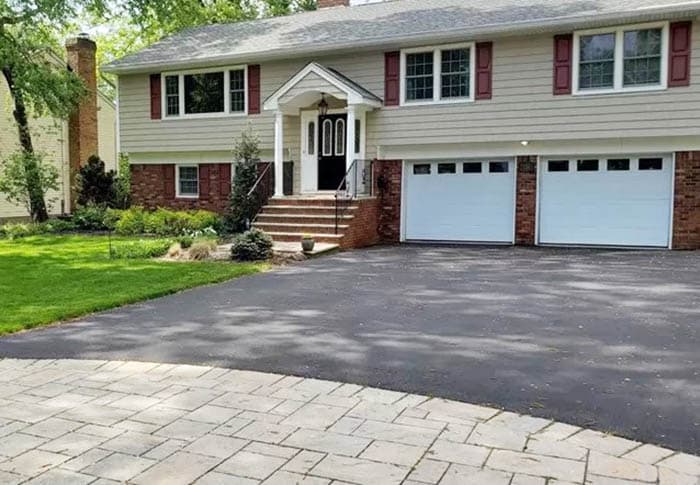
[0,1,94,220]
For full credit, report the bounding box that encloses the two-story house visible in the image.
[104,0,700,250]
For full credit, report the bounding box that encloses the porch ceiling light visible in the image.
[318,93,329,116]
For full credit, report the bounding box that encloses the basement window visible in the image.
[177,165,199,198]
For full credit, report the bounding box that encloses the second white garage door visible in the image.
[404,160,515,243]
[538,155,673,247]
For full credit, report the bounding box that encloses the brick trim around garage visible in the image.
[373,159,402,243]
[673,152,700,250]
[515,156,538,246]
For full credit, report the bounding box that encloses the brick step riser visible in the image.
[253,223,346,235]
[267,233,343,244]
[260,206,357,216]
[256,215,353,225]
[267,198,351,207]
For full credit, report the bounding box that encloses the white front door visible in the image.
[538,155,673,247]
[300,111,318,193]
[404,160,516,243]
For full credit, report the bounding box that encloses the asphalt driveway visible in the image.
[1,246,698,452]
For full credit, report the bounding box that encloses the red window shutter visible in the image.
[150,74,162,119]
[669,21,692,87]
[384,51,400,106]
[219,163,232,197]
[553,34,573,95]
[248,65,261,114]
[163,165,175,198]
[199,164,210,200]
[475,42,493,100]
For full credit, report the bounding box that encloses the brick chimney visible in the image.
[318,0,349,8]
[65,33,98,210]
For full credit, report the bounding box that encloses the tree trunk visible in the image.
[2,66,49,221]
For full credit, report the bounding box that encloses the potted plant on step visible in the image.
[301,234,315,253]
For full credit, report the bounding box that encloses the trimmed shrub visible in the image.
[231,229,273,261]
[73,204,108,231]
[113,206,146,235]
[109,238,173,259]
[0,222,40,239]
[42,219,76,234]
[177,235,194,249]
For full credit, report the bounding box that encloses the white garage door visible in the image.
[405,160,515,243]
[539,155,673,247]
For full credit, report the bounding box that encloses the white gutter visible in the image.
[103,3,700,74]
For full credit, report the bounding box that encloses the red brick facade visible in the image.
[339,198,380,249]
[131,164,231,213]
[373,160,402,243]
[515,156,538,245]
[673,152,700,249]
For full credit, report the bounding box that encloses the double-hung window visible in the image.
[574,23,668,94]
[177,165,199,198]
[162,66,247,118]
[401,43,475,105]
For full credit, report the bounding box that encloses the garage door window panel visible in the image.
[548,160,570,172]
[413,164,431,175]
[577,160,599,171]
[489,162,509,173]
[463,162,482,173]
[639,158,663,170]
[608,159,630,171]
[438,163,456,174]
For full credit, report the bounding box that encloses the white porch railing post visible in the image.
[274,111,284,197]
[346,104,357,195]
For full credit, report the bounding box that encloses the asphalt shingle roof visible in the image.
[104,0,700,73]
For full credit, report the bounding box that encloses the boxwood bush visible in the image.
[109,238,174,259]
[231,229,273,261]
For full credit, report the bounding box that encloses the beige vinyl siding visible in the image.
[118,20,700,157]
[118,52,384,154]
[0,79,70,220]
[369,22,700,146]
[97,94,118,171]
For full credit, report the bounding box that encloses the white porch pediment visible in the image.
[263,62,383,113]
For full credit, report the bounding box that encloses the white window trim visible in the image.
[400,42,476,106]
[161,65,248,120]
[176,164,199,198]
[572,22,669,96]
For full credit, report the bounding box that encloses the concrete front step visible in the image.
[263,232,344,243]
[257,214,355,225]
[253,222,349,235]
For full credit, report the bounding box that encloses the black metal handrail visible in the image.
[247,161,274,227]
[334,159,374,234]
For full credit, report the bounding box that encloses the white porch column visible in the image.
[274,111,284,197]
[346,104,357,172]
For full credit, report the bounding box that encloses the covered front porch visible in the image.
[263,62,382,197]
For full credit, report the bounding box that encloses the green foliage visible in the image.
[109,207,221,236]
[0,152,59,219]
[113,206,146,234]
[114,153,132,209]
[110,238,173,259]
[177,235,194,249]
[76,155,118,207]
[226,127,262,233]
[231,229,273,261]
[72,204,109,231]
[0,218,76,239]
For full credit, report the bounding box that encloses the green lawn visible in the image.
[0,235,266,335]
